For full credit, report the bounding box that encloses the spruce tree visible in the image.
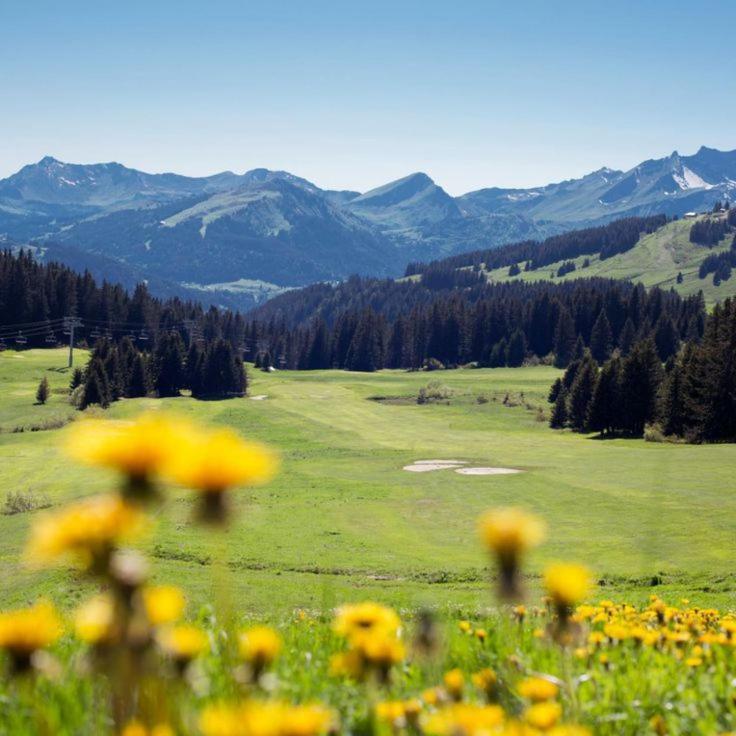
[553,308,576,368]
[618,318,637,356]
[152,331,186,397]
[505,330,527,367]
[126,354,150,398]
[620,339,664,436]
[81,358,111,409]
[567,356,598,431]
[549,389,568,429]
[586,357,622,435]
[590,310,614,363]
[659,365,687,437]
[35,376,49,405]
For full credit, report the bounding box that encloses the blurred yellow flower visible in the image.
[477,507,546,557]
[443,668,465,699]
[157,624,208,663]
[0,601,63,660]
[142,585,186,626]
[164,427,277,494]
[422,703,505,735]
[544,563,593,608]
[238,625,282,668]
[26,494,146,570]
[74,593,117,645]
[333,602,400,640]
[471,668,498,698]
[121,722,174,736]
[64,413,189,481]
[525,701,562,730]
[518,676,559,702]
[199,701,335,736]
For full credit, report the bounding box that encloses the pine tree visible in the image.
[152,332,186,397]
[35,376,49,405]
[549,389,568,429]
[81,357,111,409]
[618,318,636,356]
[654,316,680,361]
[567,356,598,431]
[553,308,576,368]
[586,358,622,435]
[659,365,687,437]
[126,354,150,398]
[620,339,664,436]
[505,330,527,367]
[69,367,84,391]
[548,377,563,404]
[590,310,613,363]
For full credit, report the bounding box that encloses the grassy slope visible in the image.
[2,349,736,614]
[484,218,734,306]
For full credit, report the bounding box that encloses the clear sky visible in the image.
[2,0,735,195]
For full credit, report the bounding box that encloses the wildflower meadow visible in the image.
[0,412,735,735]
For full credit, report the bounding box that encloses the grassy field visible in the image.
[484,218,735,306]
[2,348,736,616]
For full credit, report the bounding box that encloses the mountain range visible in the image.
[1,146,735,309]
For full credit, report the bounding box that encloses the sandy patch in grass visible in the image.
[403,462,463,473]
[454,467,522,475]
[414,459,466,465]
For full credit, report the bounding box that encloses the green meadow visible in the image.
[2,348,736,614]
[484,218,735,306]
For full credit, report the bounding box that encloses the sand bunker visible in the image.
[403,461,464,472]
[454,467,522,475]
[249,394,268,401]
[414,459,466,465]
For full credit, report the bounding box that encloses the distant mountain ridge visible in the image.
[1,146,734,309]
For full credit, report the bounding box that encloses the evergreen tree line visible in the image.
[689,214,734,247]
[76,334,246,409]
[0,249,249,349]
[548,297,736,443]
[405,215,668,277]
[698,236,736,285]
[249,279,704,372]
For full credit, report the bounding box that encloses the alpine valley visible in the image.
[1,146,735,309]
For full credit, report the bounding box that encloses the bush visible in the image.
[2,489,51,515]
[417,381,453,404]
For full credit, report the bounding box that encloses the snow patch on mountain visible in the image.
[674,167,713,191]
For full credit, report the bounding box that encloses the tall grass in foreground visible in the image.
[0,413,735,735]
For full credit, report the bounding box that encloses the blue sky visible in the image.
[1,0,735,194]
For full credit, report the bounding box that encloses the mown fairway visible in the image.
[2,348,736,613]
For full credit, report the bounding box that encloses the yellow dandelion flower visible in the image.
[142,585,186,626]
[121,723,174,736]
[474,628,487,642]
[525,701,562,730]
[0,601,63,664]
[472,668,498,698]
[477,507,546,557]
[518,676,559,702]
[422,703,505,735]
[238,625,282,668]
[458,619,472,633]
[74,593,117,645]
[164,427,277,494]
[443,668,465,700]
[26,494,146,571]
[375,701,406,725]
[544,563,592,608]
[280,703,337,736]
[333,602,400,640]
[199,701,335,736]
[157,624,208,663]
[64,413,190,481]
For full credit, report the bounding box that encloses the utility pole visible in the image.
[64,317,82,368]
